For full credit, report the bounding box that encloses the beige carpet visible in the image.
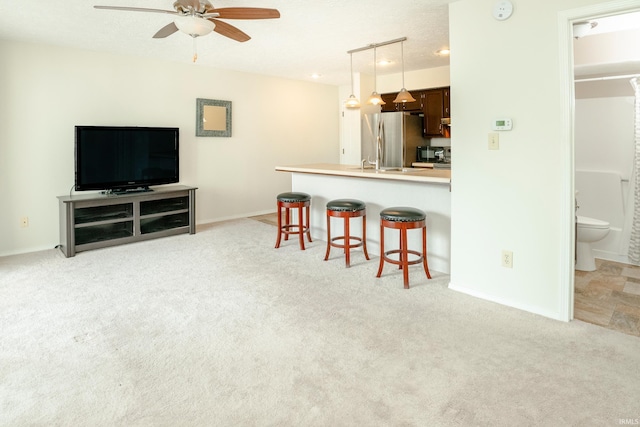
[1,218,639,426]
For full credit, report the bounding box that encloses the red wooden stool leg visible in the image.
[344,214,351,267]
[362,215,370,260]
[297,204,305,250]
[305,205,312,243]
[376,221,385,278]
[284,208,290,242]
[323,210,331,261]
[422,225,431,279]
[275,202,283,248]
[401,226,409,289]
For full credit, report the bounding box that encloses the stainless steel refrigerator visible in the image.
[362,111,425,169]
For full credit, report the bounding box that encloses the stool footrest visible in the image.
[329,235,365,250]
[382,249,424,267]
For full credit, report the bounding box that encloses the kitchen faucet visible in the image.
[366,120,384,170]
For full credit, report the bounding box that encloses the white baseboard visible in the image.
[592,249,639,266]
[448,281,568,322]
[198,209,277,225]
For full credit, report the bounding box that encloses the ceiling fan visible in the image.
[94,0,280,43]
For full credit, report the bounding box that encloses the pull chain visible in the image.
[192,36,198,63]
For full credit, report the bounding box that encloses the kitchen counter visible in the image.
[276,163,451,273]
[275,163,450,184]
[412,162,451,169]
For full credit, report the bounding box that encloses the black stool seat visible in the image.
[327,199,366,212]
[380,207,426,222]
[277,192,311,203]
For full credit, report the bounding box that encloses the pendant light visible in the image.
[367,46,385,106]
[393,40,416,104]
[345,52,360,109]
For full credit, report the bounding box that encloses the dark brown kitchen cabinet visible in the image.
[423,87,450,137]
[443,87,450,118]
[380,93,398,112]
[379,86,451,137]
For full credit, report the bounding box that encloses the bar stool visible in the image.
[376,206,431,289]
[323,199,370,267]
[275,192,312,250]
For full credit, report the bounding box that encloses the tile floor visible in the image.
[251,213,640,337]
[574,259,640,337]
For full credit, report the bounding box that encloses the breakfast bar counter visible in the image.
[276,163,451,274]
[275,163,451,184]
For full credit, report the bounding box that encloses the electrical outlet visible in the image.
[20,217,29,228]
[488,133,499,150]
[502,250,513,268]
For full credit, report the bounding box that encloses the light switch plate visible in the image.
[488,133,499,150]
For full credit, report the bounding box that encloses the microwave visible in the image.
[417,146,440,162]
[417,146,450,163]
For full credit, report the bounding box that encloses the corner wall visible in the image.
[448,0,609,320]
[0,41,339,256]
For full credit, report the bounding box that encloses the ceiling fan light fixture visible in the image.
[175,15,215,37]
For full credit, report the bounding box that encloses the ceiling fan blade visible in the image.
[208,7,280,19]
[210,19,251,42]
[94,6,177,15]
[153,22,179,38]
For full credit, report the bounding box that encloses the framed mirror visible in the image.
[196,98,232,137]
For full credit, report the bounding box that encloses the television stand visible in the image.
[58,185,197,257]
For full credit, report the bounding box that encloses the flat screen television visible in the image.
[75,126,179,193]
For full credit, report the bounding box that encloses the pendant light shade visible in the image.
[345,52,360,109]
[394,88,416,103]
[367,46,386,106]
[393,40,416,103]
[368,92,385,106]
[346,94,360,109]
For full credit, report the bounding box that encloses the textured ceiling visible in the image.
[0,0,455,86]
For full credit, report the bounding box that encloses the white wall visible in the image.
[575,96,635,261]
[376,66,451,94]
[575,96,635,181]
[448,0,615,320]
[0,41,339,256]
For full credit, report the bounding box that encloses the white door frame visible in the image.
[558,0,640,321]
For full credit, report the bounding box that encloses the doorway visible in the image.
[561,1,640,327]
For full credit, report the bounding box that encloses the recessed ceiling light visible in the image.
[311,73,321,79]
[436,48,450,56]
[377,60,393,66]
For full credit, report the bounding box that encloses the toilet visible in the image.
[576,215,610,271]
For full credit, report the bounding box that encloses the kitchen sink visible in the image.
[348,167,422,174]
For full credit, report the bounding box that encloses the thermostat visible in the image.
[491,118,513,131]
